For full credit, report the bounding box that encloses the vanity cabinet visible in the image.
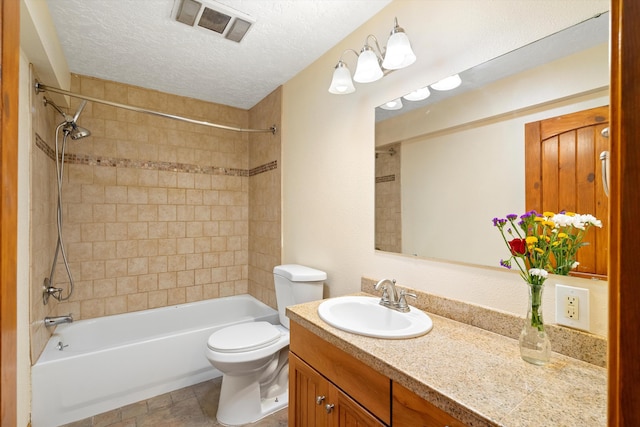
[289,322,390,426]
[289,321,468,427]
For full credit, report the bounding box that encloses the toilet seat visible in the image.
[205,322,289,365]
[207,322,281,353]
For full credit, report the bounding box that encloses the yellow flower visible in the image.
[543,211,556,218]
[526,236,538,244]
[534,248,545,254]
[534,217,544,222]
[558,232,568,238]
[542,220,555,227]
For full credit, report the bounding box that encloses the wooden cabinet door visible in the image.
[290,352,387,427]
[392,382,467,427]
[289,352,331,427]
[525,106,609,277]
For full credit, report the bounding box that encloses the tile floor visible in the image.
[61,377,288,427]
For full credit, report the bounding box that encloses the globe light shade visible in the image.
[353,46,383,83]
[382,30,416,70]
[403,86,431,101]
[431,74,462,91]
[328,61,356,94]
[379,98,403,110]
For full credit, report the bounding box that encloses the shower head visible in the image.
[70,126,91,140]
[45,97,92,140]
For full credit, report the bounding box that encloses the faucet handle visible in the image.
[396,290,417,312]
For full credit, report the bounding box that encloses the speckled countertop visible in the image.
[286,295,607,427]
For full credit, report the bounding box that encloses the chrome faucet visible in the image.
[44,314,73,328]
[374,279,416,313]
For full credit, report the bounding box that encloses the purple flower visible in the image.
[500,259,512,269]
[492,217,507,227]
[506,214,518,221]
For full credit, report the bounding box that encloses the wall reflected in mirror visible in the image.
[374,13,609,273]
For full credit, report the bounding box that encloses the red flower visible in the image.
[508,238,526,255]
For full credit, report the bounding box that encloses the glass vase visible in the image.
[519,282,551,365]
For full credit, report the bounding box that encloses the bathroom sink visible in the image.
[317,296,433,339]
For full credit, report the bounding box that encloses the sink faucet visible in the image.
[375,278,399,305]
[44,314,73,328]
[374,279,416,313]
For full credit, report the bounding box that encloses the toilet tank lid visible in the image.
[273,264,327,281]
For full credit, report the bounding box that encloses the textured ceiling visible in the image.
[46,0,393,109]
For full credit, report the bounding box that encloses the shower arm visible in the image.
[35,81,277,135]
[43,97,74,123]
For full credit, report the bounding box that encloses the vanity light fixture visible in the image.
[328,17,416,95]
[380,98,403,110]
[431,74,462,91]
[328,60,356,94]
[403,86,431,101]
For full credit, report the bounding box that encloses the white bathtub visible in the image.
[31,295,279,427]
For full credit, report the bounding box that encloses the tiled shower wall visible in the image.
[30,74,281,361]
[375,143,401,253]
[248,88,282,308]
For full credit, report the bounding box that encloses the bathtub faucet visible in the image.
[44,314,73,328]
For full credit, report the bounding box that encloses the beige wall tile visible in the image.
[29,75,281,353]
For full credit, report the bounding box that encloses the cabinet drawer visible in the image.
[290,321,391,425]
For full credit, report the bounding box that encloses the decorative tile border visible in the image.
[35,133,277,177]
[375,174,395,183]
[249,160,277,176]
[361,277,607,367]
[35,133,56,161]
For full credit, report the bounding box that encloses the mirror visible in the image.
[374,13,609,270]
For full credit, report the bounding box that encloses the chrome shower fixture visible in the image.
[43,97,92,140]
[40,95,93,304]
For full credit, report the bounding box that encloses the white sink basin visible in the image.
[317,296,433,339]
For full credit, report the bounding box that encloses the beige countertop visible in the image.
[286,295,606,427]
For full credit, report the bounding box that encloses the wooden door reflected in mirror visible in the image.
[525,105,609,278]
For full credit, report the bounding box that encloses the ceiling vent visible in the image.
[173,0,255,43]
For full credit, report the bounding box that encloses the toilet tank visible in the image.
[273,264,327,328]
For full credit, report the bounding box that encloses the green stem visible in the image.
[529,283,545,331]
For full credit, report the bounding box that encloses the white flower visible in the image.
[579,214,603,228]
[551,214,574,228]
[529,268,549,278]
[572,261,580,268]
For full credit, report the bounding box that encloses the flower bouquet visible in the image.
[492,211,602,364]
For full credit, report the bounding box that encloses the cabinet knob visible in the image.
[316,395,325,405]
[325,403,335,414]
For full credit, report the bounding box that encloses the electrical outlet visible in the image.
[556,284,590,331]
[565,296,579,319]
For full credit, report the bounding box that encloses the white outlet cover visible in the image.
[555,284,590,331]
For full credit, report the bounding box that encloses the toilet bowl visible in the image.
[205,264,326,426]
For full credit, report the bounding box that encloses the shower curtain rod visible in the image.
[35,81,277,135]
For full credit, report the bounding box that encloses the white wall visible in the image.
[281,0,609,337]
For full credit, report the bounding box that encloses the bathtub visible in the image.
[31,295,279,427]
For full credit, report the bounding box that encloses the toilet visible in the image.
[205,264,327,426]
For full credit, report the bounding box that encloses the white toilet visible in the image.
[205,264,327,426]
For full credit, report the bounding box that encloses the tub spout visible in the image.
[44,314,73,328]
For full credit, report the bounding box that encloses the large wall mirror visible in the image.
[374,13,609,275]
